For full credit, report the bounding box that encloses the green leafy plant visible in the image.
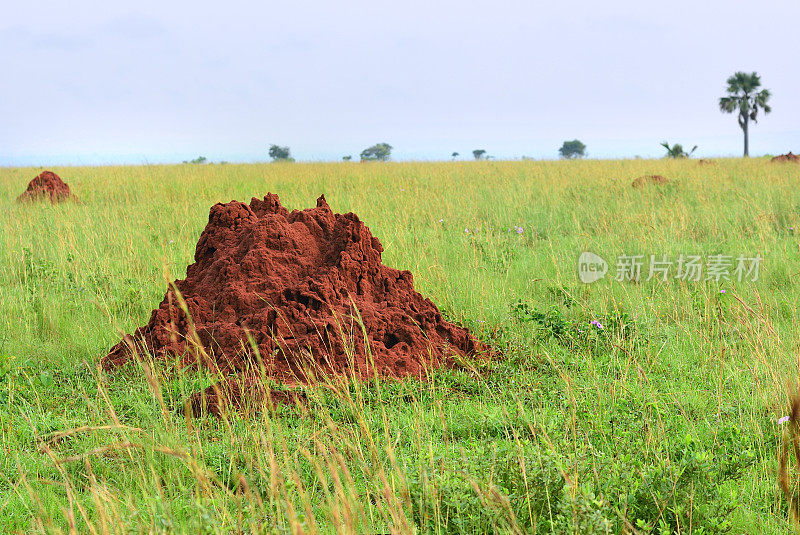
[360,143,392,161]
[559,139,586,159]
[660,141,697,158]
[268,144,293,162]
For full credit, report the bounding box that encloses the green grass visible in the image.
[1,158,799,533]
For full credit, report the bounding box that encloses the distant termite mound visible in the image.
[102,193,488,415]
[17,171,77,203]
[631,174,670,188]
[772,152,799,163]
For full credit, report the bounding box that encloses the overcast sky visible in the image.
[1,0,798,165]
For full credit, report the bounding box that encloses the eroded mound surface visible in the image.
[632,174,669,188]
[17,171,76,203]
[103,194,488,413]
[772,152,799,163]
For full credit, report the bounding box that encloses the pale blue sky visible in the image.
[1,0,798,165]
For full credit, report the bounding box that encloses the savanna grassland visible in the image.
[1,158,800,533]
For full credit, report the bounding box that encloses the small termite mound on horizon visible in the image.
[631,174,670,188]
[17,171,77,203]
[772,152,799,163]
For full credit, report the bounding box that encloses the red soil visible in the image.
[103,194,488,414]
[631,174,669,188]
[17,171,76,203]
[772,152,799,163]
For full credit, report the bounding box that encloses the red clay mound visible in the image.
[17,171,76,203]
[102,193,488,414]
[631,174,669,188]
[772,152,799,163]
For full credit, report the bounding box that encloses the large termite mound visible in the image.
[772,152,799,163]
[17,171,76,203]
[103,193,488,414]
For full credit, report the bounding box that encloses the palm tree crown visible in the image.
[719,71,771,157]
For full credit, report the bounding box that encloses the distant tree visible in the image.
[719,72,771,157]
[342,155,352,161]
[472,149,486,160]
[660,141,697,159]
[451,152,459,160]
[360,143,392,161]
[183,156,207,164]
[269,144,292,161]
[558,140,586,159]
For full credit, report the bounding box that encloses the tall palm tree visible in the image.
[719,72,771,157]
